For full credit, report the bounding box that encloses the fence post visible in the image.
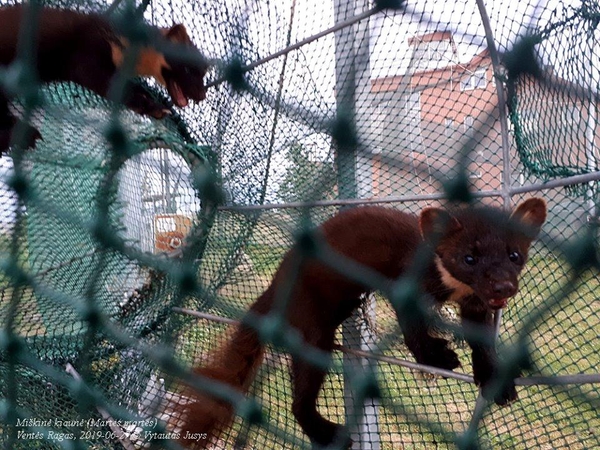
[333,0,380,448]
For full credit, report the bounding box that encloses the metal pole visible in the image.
[333,0,380,448]
[474,0,512,206]
[584,36,599,222]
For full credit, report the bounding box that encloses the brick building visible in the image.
[367,30,598,206]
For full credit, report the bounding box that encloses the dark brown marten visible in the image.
[178,198,547,448]
[0,4,208,154]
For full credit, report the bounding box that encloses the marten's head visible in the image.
[419,198,547,310]
[159,24,208,107]
[113,23,209,108]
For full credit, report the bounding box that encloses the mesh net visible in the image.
[0,0,599,449]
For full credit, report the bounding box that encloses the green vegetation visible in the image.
[278,142,336,204]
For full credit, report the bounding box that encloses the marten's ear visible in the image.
[510,197,547,240]
[162,24,190,44]
[419,207,462,240]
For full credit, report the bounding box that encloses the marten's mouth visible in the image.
[167,80,189,108]
[488,298,508,309]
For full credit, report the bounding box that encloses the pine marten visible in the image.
[0,4,208,154]
[178,198,547,448]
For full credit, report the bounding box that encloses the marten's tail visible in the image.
[178,290,272,448]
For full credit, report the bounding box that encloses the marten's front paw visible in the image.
[481,379,518,406]
[418,337,460,370]
[310,420,352,449]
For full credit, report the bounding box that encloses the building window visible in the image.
[463,115,474,133]
[520,109,541,142]
[460,68,487,91]
[469,149,484,179]
[445,118,454,137]
[412,39,455,71]
[406,92,421,115]
[405,92,422,150]
[562,104,581,123]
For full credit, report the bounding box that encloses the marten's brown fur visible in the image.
[178,199,547,448]
[0,4,208,154]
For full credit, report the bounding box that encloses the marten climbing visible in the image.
[0,4,208,154]
[178,198,547,448]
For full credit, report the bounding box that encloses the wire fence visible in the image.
[0,0,599,449]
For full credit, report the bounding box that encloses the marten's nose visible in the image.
[492,280,517,298]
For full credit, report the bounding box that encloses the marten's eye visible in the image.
[509,251,522,264]
[464,255,476,266]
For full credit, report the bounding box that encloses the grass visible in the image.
[2,221,598,449]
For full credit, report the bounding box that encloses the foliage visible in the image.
[278,142,336,204]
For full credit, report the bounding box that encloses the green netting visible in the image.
[506,0,600,196]
[0,0,599,450]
